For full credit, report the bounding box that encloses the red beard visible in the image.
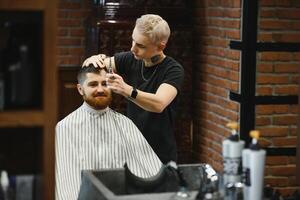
[83,92,112,110]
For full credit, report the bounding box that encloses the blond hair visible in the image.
[135,14,170,45]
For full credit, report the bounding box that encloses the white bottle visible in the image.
[222,122,245,186]
[1,170,9,200]
[242,130,266,200]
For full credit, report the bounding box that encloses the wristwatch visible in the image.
[130,87,138,99]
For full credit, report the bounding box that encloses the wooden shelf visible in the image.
[0,0,58,199]
[0,110,44,127]
[0,0,44,10]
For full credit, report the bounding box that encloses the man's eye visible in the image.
[88,83,98,87]
[137,45,146,49]
[102,82,107,87]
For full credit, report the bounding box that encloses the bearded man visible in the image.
[55,66,162,200]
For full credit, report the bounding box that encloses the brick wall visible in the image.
[57,0,92,67]
[193,0,241,171]
[193,0,300,196]
[256,0,300,196]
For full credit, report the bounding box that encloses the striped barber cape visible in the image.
[55,102,162,200]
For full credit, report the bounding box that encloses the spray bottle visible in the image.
[242,130,266,200]
[222,122,245,187]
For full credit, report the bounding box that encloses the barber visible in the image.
[83,14,184,164]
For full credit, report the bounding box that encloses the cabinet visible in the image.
[0,1,57,200]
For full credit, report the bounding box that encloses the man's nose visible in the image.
[96,85,104,92]
[131,42,137,53]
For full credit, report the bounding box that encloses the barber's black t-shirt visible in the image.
[114,51,184,164]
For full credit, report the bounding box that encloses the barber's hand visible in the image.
[106,73,132,97]
[82,54,106,68]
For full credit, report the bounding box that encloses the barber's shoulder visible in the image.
[114,51,135,62]
[164,56,183,68]
[164,62,184,75]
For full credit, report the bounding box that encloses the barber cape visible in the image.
[55,102,162,200]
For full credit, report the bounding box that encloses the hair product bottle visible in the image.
[242,130,266,200]
[222,122,245,186]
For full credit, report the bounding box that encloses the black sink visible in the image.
[78,163,210,200]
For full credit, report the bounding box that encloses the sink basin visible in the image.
[78,163,210,200]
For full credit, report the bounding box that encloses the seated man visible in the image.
[55,66,162,200]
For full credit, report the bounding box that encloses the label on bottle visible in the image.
[243,167,251,186]
[223,157,242,175]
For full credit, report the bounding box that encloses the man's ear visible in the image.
[158,42,166,51]
[77,84,84,96]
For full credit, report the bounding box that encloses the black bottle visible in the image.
[8,44,34,108]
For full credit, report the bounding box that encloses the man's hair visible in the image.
[77,65,107,84]
[135,14,170,45]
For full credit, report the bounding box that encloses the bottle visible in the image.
[8,44,34,107]
[222,122,245,186]
[242,130,266,200]
[0,171,9,200]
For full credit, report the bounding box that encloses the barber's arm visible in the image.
[82,54,178,113]
[130,83,177,113]
[107,73,177,113]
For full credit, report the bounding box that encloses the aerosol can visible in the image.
[222,122,245,186]
[242,130,266,200]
